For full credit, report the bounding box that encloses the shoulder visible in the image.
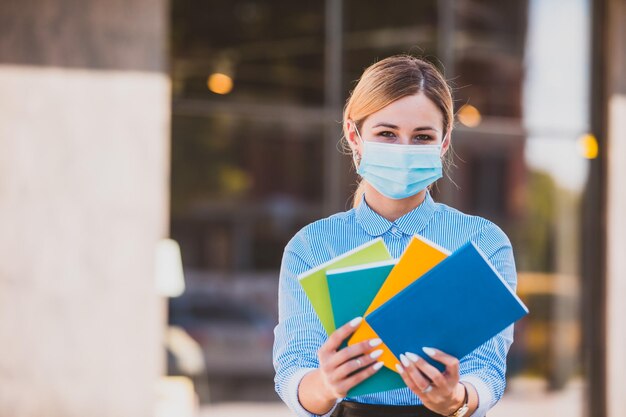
[430,199,511,247]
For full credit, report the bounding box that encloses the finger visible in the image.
[406,352,446,387]
[320,317,363,357]
[327,338,383,370]
[337,361,384,395]
[334,349,384,380]
[396,363,422,398]
[398,354,432,393]
[422,347,460,377]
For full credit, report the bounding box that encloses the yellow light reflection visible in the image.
[220,166,251,193]
[207,73,233,95]
[577,133,599,159]
[457,104,482,128]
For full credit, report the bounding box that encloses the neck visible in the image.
[363,183,427,222]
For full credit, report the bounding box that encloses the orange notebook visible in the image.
[348,235,450,371]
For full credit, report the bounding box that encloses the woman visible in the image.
[273,55,517,417]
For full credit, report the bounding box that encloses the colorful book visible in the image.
[349,235,450,371]
[326,260,405,396]
[298,238,392,335]
[366,241,529,372]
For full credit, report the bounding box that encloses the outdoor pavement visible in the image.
[199,377,584,417]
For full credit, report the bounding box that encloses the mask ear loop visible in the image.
[441,132,450,158]
[351,121,364,168]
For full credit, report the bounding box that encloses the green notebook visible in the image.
[327,260,406,397]
[298,238,392,335]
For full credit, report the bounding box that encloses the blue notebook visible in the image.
[365,241,529,372]
[327,260,406,396]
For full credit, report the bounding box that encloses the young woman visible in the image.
[273,55,518,417]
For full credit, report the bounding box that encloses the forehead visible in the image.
[364,93,443,130]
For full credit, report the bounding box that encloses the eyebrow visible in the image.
[371,122,440,132]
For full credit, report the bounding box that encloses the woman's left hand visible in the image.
[396,347,466,416]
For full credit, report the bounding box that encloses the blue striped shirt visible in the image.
[273,191,517,417]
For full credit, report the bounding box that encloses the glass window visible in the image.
[342,0,439,95]
[171,114,325,272]
[172,0,326,105]
[170,1,595,412]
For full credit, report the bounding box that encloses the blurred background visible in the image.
[1,0,625,416]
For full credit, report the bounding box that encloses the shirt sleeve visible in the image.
[272,234,338,417]
[460,221,518,417]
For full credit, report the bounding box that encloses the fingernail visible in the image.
[400,354,410,367]
[373,361,384,371]
[349,317,363,327]
[406,352,419,362]
[422,347,437,357]
[369,349,383,359]
[395,363,404,374]
[369,338,382,347]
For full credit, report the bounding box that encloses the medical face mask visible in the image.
[354,125,443,199]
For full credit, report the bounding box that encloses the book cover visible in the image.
[298,238,392,335]
[327,260,405,396]
[348,234,450,371]
[365,241,529,372]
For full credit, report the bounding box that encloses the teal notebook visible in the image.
[366,241,529,372]
[327,260,406,397]
[298,238,392,335]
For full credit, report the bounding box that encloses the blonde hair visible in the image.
[343,55,455,207]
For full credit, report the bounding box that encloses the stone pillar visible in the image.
[0,1,170,416]
[605,0,626,416]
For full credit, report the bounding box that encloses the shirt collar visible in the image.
[355,191,437,237]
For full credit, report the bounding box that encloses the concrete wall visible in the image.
[0,1,170,416]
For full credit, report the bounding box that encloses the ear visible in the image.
[345,119,360,153]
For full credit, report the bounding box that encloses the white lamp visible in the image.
[155,238,185,297]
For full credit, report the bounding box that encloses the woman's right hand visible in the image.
[317,317,384,401]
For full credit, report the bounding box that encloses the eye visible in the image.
[377,131,397,140]
[412,134,434,143]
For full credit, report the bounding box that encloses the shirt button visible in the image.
[390,226,399,235]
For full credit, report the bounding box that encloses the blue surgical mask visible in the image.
[354,125,443,199]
